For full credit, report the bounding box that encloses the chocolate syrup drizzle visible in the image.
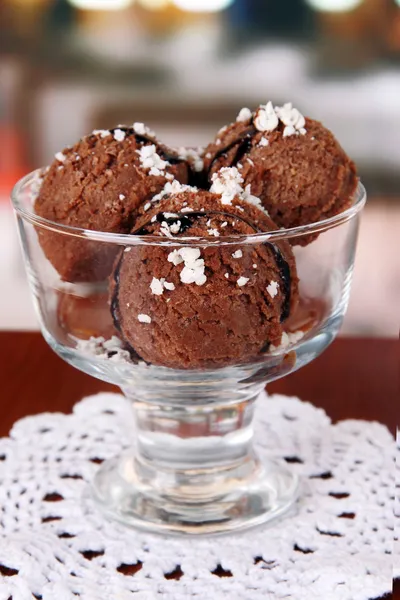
[108,127,187,166]
[122,209,292,323]
[207,126,257,180]
[110,258,123,334]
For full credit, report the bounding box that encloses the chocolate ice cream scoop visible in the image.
[203,103,358,242]
[110,187,298,369]
[35,124,190,282]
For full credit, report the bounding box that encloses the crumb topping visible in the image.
[236,107,252,123]
[133,122,156,138]
[168,248,206,286]
[237,276,249,287]
[136,144,168,177]
[267,281,279,298]
[138,314,151,323]
[177,147,204,172]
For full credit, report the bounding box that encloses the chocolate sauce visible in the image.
[207,126,257,179]
[110,258,122,333]
[109,127,187,166]
[267,244,291,321]
[155,212,205,234]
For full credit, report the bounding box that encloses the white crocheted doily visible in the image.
[0,392,396,600]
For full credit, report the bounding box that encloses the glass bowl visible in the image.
[11,170,366,535]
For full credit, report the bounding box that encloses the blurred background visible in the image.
[0,0,399,336]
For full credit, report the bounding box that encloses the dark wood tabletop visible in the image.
[1,332,397,435]
[1,331,398,598]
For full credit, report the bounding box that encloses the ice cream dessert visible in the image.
[35,124,191,282]
[32,101,360,370]
[203,103,358,241]
[110,171,299,369]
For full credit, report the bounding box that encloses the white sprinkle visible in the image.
[163,212,179,219]
[143,202,151,211]
[160,217,181,236]
[254,101,279,132]
[283,125,297,138]
[210,167,244,205]
[138,314,151,323]
[164,281,175,291]
[92,129,111,138]
[208,228,220,237]
[114,128,126,142]
[75,335,133,363]
[177,147,204,172]
[270,330,304,351]
[150,277,164,296]
[242,184,269,215]
[180,267,196,284]
[237,163,243,169]
[236,107,252,123]
[137,144,168,174]
[160,222,174,238]
[206,219,211,226]
[267,281,279,298]
[232,249,242,259]
[247,158,254,166]
[119,194,125,200]
[275,102,305,130]
[254,101,306,137]
[259,138,269,147]
[253,264,257,268]
[219,125,227,134]
[237,277,249,287]
[180,207,194,213]
[180,266,206,286]
[288,330,304,344]
[75,154,81,161]
[221,222,228,228]
[149,167,162,177]
[55,152,66,162]
[168,249,184,266]
[151,180,195,204]
[169,221,181,234]
[210,167,267,216]
[179,247,201,263]
[165,173,174,180]
[124,163,129,167]
[205,152,212,159]
[151,215,157,222]
[124,247,131,253]
[166,298,171,303]
[57,166,63,171]
[215,139,221,146]
[133,122,156,138]
[126,303,130,307]
[224,273,229,279]
[169,248,206,286]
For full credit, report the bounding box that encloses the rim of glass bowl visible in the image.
[11,169,366,247]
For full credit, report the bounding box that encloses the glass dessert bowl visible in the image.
[12,170,366,535]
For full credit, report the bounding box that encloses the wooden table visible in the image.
[1,332,398,598]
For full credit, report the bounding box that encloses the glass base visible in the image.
[91,452,300,535]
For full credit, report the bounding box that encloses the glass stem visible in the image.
[122,387,263,502]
